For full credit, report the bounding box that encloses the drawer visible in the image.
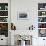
[0,37,8,45]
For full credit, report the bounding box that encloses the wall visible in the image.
[11,0,46,46]
[11,0,38,30]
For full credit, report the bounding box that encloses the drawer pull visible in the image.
[1,39,3,40]
[43,39,45,40]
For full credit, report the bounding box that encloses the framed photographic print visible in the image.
[38,29,46,37]
[17,11,29,20]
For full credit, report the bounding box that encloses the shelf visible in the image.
[38,22,46,23]
[0,10,8,11]
[38,10,46,11]
[0,22,8,23]
[38,16,46,17]
[0,16,8,17]
[38,28,46,29]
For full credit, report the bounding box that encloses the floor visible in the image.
[0,45,8,46]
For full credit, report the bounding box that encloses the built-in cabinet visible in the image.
[0,3,8,37]
[0,0,11,45]
[0,3,8,45]
[38,3,46,46]
[38,3,46,37]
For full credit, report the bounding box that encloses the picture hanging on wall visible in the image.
[38,29,46,37]
[17,11,29,20]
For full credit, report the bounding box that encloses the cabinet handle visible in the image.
[43,39,45,40]
[1,39,3,40]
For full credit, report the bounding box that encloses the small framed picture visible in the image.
[17,11,29,20]
[38,29,46,37]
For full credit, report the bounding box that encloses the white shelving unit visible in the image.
[0,3,8,45]
[38,3,46,37]
[0,3,8,32]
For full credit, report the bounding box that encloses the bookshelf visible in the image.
[38,3,46,37]
[0,3,8,37]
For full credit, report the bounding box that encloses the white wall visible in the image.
[11,0,46,29]
[11,0,46,46]
[11,0,38,30]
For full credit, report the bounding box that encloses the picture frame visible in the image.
[38,29,46,37]
[17,11,29,20]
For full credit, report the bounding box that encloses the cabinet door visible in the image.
[38,38,46,46]
[38,38,44,46]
